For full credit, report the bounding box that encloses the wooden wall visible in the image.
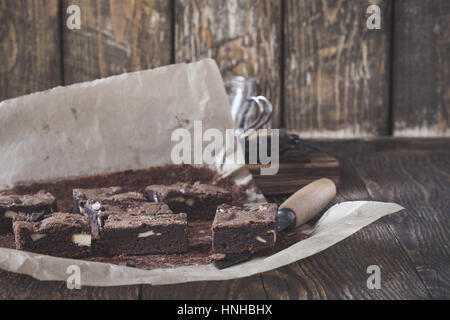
[0,0,61,100]
[284,0,391,137]
[0,0,448,137]
[392,0,450,137]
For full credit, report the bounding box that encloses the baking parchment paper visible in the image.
[0,59,403,286]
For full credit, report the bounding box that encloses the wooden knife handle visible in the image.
[280,178,336,227]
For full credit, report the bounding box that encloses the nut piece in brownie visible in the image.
[73,186,145,214]
[0,191,57,234]
[145,183,232,221]
[212,203,278,254]
[84,201,188,255]
[13,213,91,258]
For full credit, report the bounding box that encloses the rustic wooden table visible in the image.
[1,138,448,300]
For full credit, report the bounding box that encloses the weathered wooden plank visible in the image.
[393,0,450,137]
[0,0,61,101]
[62,0,172,84]
[175,0,282,127]
[284,0,391,137]
[387,216,450,299]
[0,271,141,300]
[343,139,450,298]
[345,140,450,222]
[262,221,431,299]
[141,275,268,300]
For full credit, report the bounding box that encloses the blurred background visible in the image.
[0,0,448,138]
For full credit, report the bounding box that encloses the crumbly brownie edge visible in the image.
[0,192,58,234]
[13,213,91,258]
[212,221,276,254]
[212,204,278,254]
[94,221,188,256]
[85,202,187,255]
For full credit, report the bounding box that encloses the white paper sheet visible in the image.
[0,59,249,190]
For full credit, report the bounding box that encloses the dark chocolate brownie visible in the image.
[212,203,278,254]
[13,213,91,258]
[0,191,57,234]
[145,183,232,221]
[73,187,145,214]
[84,201,188,255]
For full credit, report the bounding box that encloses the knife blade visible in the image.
[214,178,336,269]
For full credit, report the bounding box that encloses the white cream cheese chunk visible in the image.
[138,230,162,238]
[72,234,92,247]
[4,210,17,218]
[31,234,46,241]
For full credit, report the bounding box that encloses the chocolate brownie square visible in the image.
[145,183,232,221]
[73,187,145,214]
[212,203,278,254]
[13,213,91,258]
[0,191,57,234]
[85,201,188,255]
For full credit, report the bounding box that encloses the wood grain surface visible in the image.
[175,0,282,127]
[0,0,61,101]
[392,0,450,137]
[284,0,391,137]
[141,275,269,300]
[341,139,450,298]
[62,0,172,84]
[247,152,340,195]
[1,138,448,300]
[0,271,141,300]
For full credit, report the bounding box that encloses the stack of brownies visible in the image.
[0,182,277,260]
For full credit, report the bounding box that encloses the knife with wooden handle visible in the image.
[277,178,337,233]
[214,178,337,269]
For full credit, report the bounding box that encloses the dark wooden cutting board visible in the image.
[246,151,340,195]
[244,134,340,195]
